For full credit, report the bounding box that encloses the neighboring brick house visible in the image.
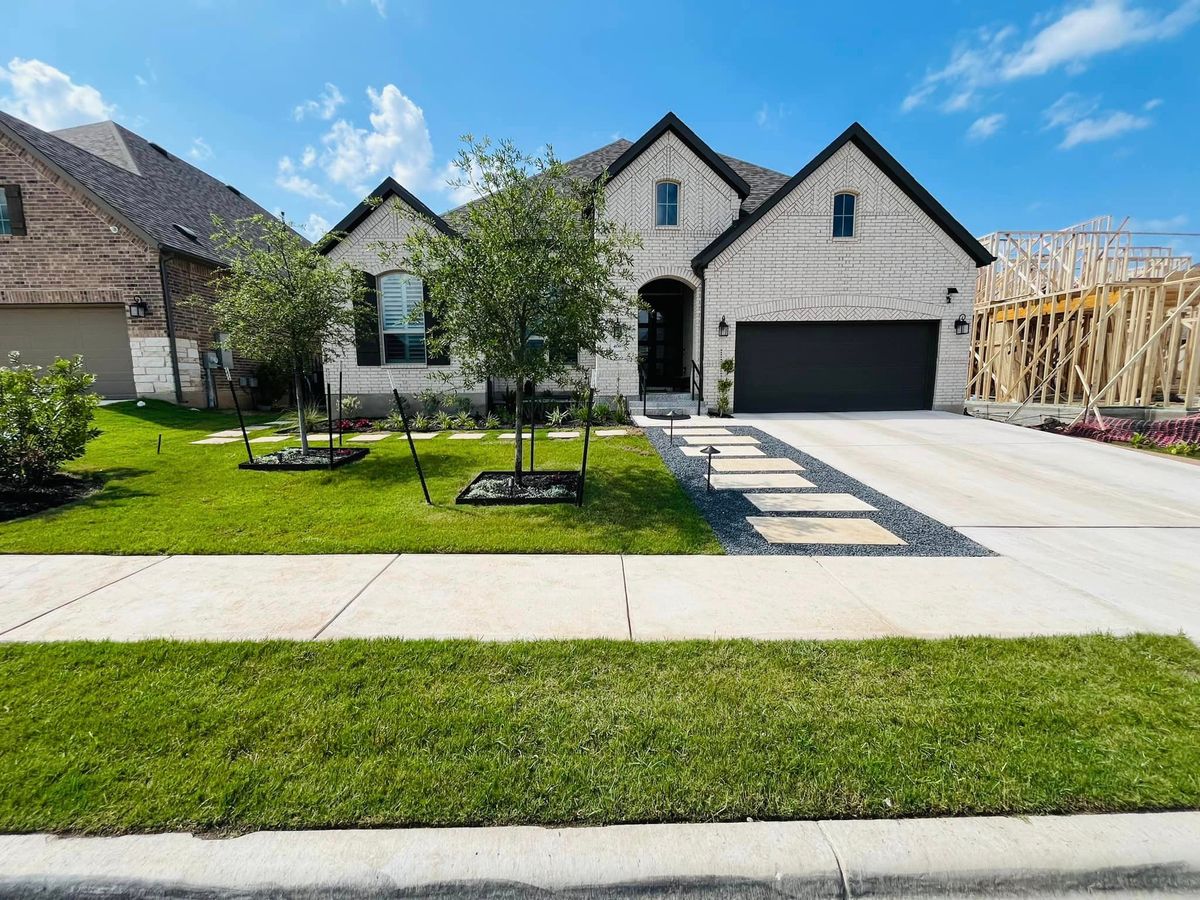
[0,111,285,407]
[322,113,994,415]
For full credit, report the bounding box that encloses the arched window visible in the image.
[378,272,426,364]
[832,192,856,238]
[655,180,679,227]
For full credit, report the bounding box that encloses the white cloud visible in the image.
[967,113,1006,141]
[371,0,386,16]
[299,213,331,241]
[276,155,338,204]
[319,84,434,194]
[754,102,791,130]
[903,1,1199,113]
[1144,97,1164,110]
[300,145,317,167]
[1003,0,1200,78]
[0,57,114,130]
[1131,213,1187,230]
[1060,110,1151,147]
[1043,93,1152,147]
[188,137,213,161]
[293,82,345,121]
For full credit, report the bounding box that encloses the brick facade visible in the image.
[0,131,254,410]
[324,124,979,415]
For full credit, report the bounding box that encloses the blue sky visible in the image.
[3,0,1197,253]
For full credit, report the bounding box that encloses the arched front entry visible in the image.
[638,278,694,391]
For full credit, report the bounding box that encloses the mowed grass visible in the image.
[0,401,719,554]
[1,634,1198,834]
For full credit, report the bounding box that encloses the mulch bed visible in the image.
[238,447,370,471]
[0,474,100,522]
[457,470,580,505]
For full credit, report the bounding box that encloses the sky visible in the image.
[2,0,1197,255]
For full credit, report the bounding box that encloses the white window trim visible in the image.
[377,270,429,366]
[654,179,681,229]
[830,189,859,241]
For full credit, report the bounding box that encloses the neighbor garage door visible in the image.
[0,305,137,399]
[734,320,938,412]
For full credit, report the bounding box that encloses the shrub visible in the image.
[482,413,501,430]
[382,412,406,432]
[612,393,631,424]
[338,394,362,416]
[417,388,443,417]
[1165,440,1200,457]
[451,411,475,430]
[715,356,734,416]
[546,407,570,427]
[592,401,612,423]
[434,411,455,431]
[0,352,99,489]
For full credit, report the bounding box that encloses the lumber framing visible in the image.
[970,216,1200,409]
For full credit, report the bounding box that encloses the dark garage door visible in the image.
[0,305,137,399]
[734,321,939,412]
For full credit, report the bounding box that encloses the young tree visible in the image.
[399,137,639,478]
[208,214,365,451]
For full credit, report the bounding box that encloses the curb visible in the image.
[1,812,1198,898]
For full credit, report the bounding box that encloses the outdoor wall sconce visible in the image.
[954,313,970,336]
[945,286,959,304]
[128,299,149,318]
[717,315,729,337]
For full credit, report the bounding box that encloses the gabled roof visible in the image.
[599,112,751,200]
[692,122,995,270]
[319,176,456,254]
[0,110,290,265]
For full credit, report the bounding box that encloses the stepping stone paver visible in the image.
[498,433,516,440]
[248,435,290,444]
[653,427,731,436]
[709,473,815,490]
[747,516,906,546]
[448,432,485,440]
[679,445,764,457]
[348,433,391,442]
[547,431,580,439]
[711,458,802,472]
[682,434,758,445]
[191,437,240,445]
[407,432,440,439]
[207,427,268,437]
[745,493,877,512]
[594,429,629,436]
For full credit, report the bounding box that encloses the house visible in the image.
[321,113,993,415]
[0,111,284,407]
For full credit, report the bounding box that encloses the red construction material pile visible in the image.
[1060,413,1200,446]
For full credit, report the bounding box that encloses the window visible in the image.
[378,272,426,364]
[655,181,679,227]
[832,192,856,238]
[0,189,10,235]
[0,186,26,236]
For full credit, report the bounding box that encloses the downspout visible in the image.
[697,268,706,403]
[158,250,185,405]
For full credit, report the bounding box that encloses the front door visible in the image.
[638,280,688,390]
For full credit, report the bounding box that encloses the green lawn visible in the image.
[0,634,1197,834]
[0,401,719,554]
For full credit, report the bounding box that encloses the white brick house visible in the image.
[321,113,993,415]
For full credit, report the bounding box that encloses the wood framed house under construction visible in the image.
[969,216,1200,418]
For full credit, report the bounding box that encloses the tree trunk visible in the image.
[512,379,524,484]
[294,369,310,453]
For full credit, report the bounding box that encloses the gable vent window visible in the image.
[172,223,199,242]
[0,185,26,236]
[379,272,427,364]
[832,192,856,239]
[655,181,679,227]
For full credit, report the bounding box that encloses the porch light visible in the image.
[717,316,729,338]
[954,313,970,336]
[128,299,148,318]
[945,286,959,304]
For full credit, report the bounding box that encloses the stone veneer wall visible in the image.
[701,142,977,412]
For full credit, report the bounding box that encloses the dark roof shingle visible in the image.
[0,111,289,265]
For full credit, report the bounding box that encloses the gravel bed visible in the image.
[645,424,992,557]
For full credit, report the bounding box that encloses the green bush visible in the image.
[0,352,99,489]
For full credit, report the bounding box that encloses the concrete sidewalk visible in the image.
[0,550,1172,642]
[3,812,1197,897]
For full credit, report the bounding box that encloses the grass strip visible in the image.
[1,634,1197,834]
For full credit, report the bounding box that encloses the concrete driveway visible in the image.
[738,411,1200,636]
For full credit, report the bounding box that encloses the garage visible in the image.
[734,320,939,412]
[0,305,137,398]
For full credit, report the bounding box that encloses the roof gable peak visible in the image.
[599,112,751,199]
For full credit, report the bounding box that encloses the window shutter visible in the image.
[5,186,27,236]
[353,271,381,367]
[423,282,450,366]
